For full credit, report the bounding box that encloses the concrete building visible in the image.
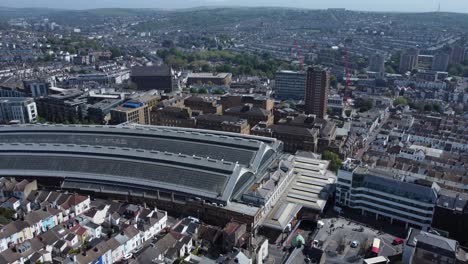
[432,53,450,72]
[368,54,385,74]
[36,89,87,123]
[87,99,124,124]
[336,160,439,230]
[23,79,51,98]
[449,45,466,65]
[274,70,306,100]
[416,55,434,71]
[187,72,232,86]
[130,65,174,93]
[304,66,329,119]
[399,48,419,73]
[327,94,344,116]
[0,97,37,124]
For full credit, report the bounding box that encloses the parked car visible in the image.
[123,253,133,260]
[392,238,404,245]
[312,240,320,248]
[133,245,144,253]
[350,241,359,248]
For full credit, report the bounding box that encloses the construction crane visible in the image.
[294,39,304,71]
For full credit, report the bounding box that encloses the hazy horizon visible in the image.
[1,0,468,13]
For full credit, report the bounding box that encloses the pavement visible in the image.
[310,217,403,264]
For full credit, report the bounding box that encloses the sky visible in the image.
[1,0,468,13]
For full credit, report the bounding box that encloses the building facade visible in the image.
[368,54,385,74]
[432,53,450,72]
[274,70,306,100]
[130,65,174,93]
[110,101,150,125]
[0,97,37,124]
[150,106,196,128]
[336,162,438,230]
[186,72,232,86]
[399,48,420,73]
[196,114,250,134]
[36,90,87,123]
[304,66,329,119]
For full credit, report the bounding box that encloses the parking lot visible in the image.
[311,217,403,263]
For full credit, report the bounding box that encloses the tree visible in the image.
[213,88,224,95]
[330,75,338,88]
[345,109,352,117]
[393,97,408,106]
[190,88,198,94]
[432,104,441,113]
[110,47,122,59]
[198,88,208,94]
[385,65,395,74]
[201,64,211,72]
[355,98,374,112]
[322,151,343,173]
[424,104,433,112]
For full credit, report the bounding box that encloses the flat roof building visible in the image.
[187,72,232,86]
[0,97,37,124]
[131,65,174,93]
[274,70,306,101]
[336,161,439,230]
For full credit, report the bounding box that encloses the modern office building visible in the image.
[432,53,450,72]
[274,70,306,100]
[336,160,439,230]
[0,97,37,124]
[130,65,174,93]
[399,48,420,73]
[304,66,329,119]
[23,79,50,98]
[87,98,124,124]
[35,89,88,123]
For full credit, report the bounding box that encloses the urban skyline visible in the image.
[1,0,468,13]
[0,2,466,264]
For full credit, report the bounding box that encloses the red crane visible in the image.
[344,46,350,101]
[294,39,304,71]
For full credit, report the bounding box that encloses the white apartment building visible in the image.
[0,97,37,124]
[336,160,439,230]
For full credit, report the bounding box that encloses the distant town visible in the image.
[0,5,467,264]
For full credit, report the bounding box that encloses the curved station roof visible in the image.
[0,124,282,204]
